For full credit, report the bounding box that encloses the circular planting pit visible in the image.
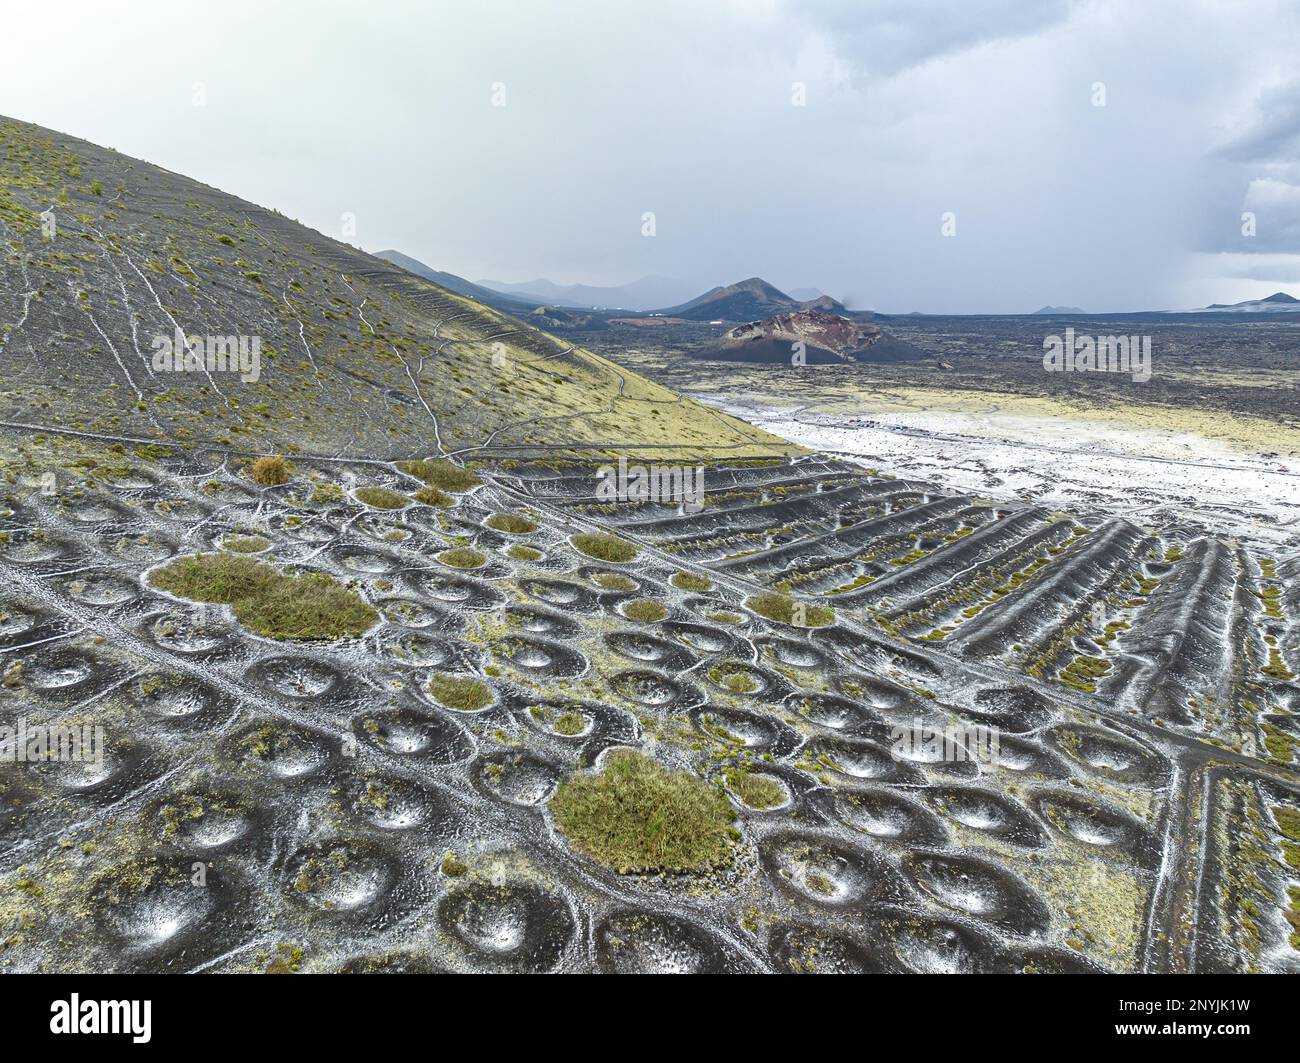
[835,786,949,847]
[904,851,1050,936]
[693,705,800,757]
[247,655,343,699]
[788,691,884,733]
[436,876,575,973]
[473,752,562,806]
[355,707,473,763]
[923,785,1047,848]
[595,910,751,973]
[761,832,909,908]
[503,604,581,640]
[493,635,588,679]
[1046,724,1171,787]
[284,840,399,916]
[1032,789,1157,863]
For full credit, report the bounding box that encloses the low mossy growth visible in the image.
[222,534,269,553]
[553,711,587,736]
[412,484,452,507]
[1273,805,1300,843]
[592,571,637,591]
[248,454,291,486]
[572,532,638,563]
[622,598,667,622]
[486,512,536,534]
[426,673,493,711]
[353,486,410,510]
[709,665,759,693]
[265,943,304,974]
[438,546,486,569]
[530,704,588,736]
[148,552,377,639]
[707,610,743,625]
[670,571,712,592]
[508,544,543,562]
[745,592,833,628]
[397,459,479,492]
[725,767,785,809]
[440,851,468,877]
[550,749,737,873]
[308,482,345,505]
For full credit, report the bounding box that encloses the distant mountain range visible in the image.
[381,255,852,322]
[1187,291,1300,314]
[655,277,848,321]
[374,250,539,311]
[1033,305,1088,315]
[475,275,699,312]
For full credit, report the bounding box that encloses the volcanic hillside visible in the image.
[0,117,787,462]
[698,309,928,364]
[657,277,848,322]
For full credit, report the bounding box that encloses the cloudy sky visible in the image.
[3,0,1298,312]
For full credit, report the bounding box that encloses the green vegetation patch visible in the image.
[508,544,543,562]
[622,598,667,623]
[438,546,486,569]
[426,673,493,711]
[397,459,479,492]
[670,571,712,593]
[486,512,537,534]
[745,592,833,628]
[412,484,452,507]
[353,486,410,510]
[1273,805,1300,843]
[222,534,270,553]
[247,455,291,486]
[148,552,377,639]
[724,767,786,809]
[591,571,637,591]
[573,532,638,563]
[308,482,346,505]
[550,750,736,873]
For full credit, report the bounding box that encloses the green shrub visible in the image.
[550,750,736,873]
[670,571,712,592]
[397,459,479,492]
[353,486,410,510]
[572,532,637,563]
[248,455,291,486]
[486,512,536,534]
[746,592,833,628]
[622,598,667,622]
[427,674,493,711]
[724,767,786,809]
[412,484,452,507]
[148,553,377,639]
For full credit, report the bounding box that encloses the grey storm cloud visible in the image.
[2,0,1297,311]
[1214,77,1300,164]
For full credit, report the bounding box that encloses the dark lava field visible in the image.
[0,445,1297,973]
[1,116,1298,975]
